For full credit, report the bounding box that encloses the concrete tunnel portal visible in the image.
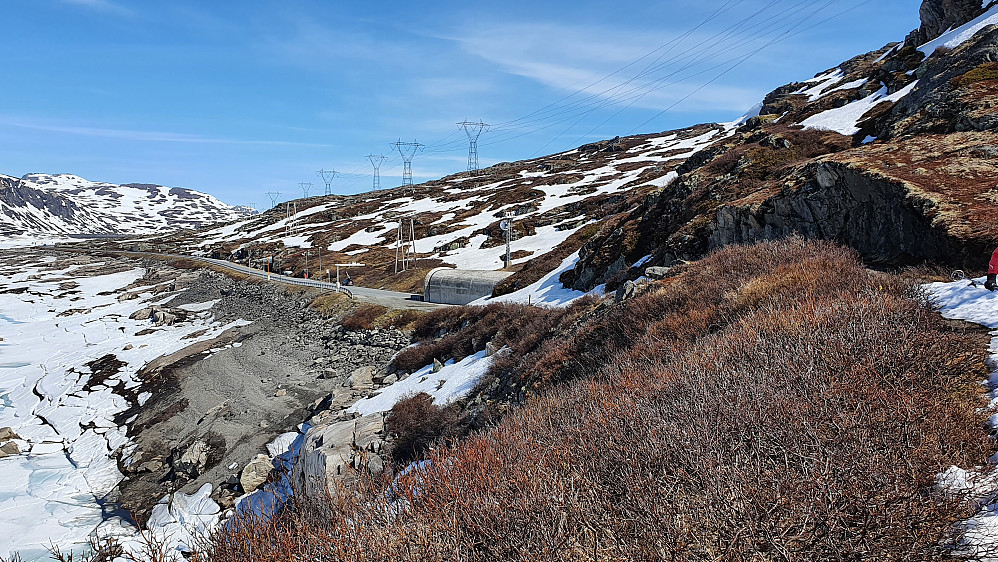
[423,268,514,305]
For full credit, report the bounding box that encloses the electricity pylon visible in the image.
[392,140,423,187]
[265,191,282,209]
[458,121,489,172]
[316,169,336,196]
[366,154,387,190]
[299,182,313,198]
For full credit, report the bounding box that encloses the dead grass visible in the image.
[373,308,425,331]
[952,62,998,87]
[390,303,570,375]
[341,303,389,331]
[309,292,353,318]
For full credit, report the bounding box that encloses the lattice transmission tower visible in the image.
[316,169,336,196]
[392,140,423,187]
[366,154,387,190]
[458,121,489,172]
[299,182,313,198]
[265,191,282,209]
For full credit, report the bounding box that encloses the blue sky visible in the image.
[1,0,920,207]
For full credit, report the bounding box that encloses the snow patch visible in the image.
[348,351,493,416]
[919,5,998,55]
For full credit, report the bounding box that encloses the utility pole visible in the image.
[285,201,298,237]
[458,121,489,172]
[299,182,313,198]
[394,216,418,273]
[265,191,282,209]
[316,169,336,196]
[392,140,423,187]
[366,154,387,190]
[500,212,514,270]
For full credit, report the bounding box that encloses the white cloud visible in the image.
[0,116,337,148]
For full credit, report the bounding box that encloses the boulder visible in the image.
[0,441,20,457]
[177,440,209,477]
[347,366,375,391]
[152,310,177,326]
[240,454,273,493]
[644,266,672,280]
[432,358,444,373]
[353,414,385,452]
[0,427,20,441]
[367,454,385,476]
[129,307,154,321]
[615,280,638,303]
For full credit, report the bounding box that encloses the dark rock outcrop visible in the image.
[906,0,985,46]
[708,161,987,266]
[880,27,998,138]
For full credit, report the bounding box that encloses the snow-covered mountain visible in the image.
[0,173,255,239]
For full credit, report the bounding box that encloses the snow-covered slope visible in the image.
[0,173,255,240]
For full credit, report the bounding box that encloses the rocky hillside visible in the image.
[117,1,998,300]
[135,124,726,293]
[567,2,998,291]
[0,173,256,239]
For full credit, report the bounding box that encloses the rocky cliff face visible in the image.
[906,0,987,46]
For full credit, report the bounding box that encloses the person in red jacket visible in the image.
[987,247,998,291]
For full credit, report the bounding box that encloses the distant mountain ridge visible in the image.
[0,173,255,239]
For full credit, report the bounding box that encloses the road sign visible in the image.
[500,219,511,231]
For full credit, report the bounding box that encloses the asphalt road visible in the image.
[198,257,444,310]
[42,246,446,310]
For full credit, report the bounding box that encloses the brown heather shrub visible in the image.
[385,392,469,465]
[390,302,569,374]
[374,308,424,330]
[200,238,996,561]
[340,303,389,331]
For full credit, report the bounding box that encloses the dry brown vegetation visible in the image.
[193,238,995,561]
[952,62,998,87]
[388,300,578,375]
[340,303,390,331]
[384,392,469,465]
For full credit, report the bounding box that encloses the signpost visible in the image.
[335,263,365,290]
[500,212,514,270]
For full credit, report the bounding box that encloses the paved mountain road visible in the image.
[44,247,446,310]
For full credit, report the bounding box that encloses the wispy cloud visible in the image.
[443,21,802,114]
[0,117,338,148]
[62,0,132,16]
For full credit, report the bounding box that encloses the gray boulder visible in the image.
[240,454,273,493]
